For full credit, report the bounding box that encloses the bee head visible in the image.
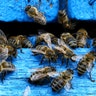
[77,28,88,36]
[67,69,74,74]
[58,10,66,17]
[25,5,31,12]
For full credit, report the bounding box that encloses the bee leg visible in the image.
[39,56,44,65]
[20,47,24,54]
[89,71,95,82]
[66,58,69,68]
[1,71,7,83]
[86,43,90,48]
[61,56,64,65]
[69,81,74,89]
[88,63,95,82]
[9,56,13,63]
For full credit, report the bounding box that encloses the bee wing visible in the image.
[43,34,52,49]
[58,39,65,46]
[33,15,46,25]
[28,67,44,73]
[64,82,72,91]
[54,45,66,54]
[0,47,8,62]
[0,29,8,43]
[30,73,47,82]
[58,39,70,49]
[2,67,15,71]
[23,86,31,96]
[86,63,93,72]
[47,72,59,78]
[71,55,83,61]
[31,49,45,54]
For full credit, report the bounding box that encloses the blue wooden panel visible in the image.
[68,0,96,20]
[0,37,96,96]
[0,0,59,22]
[1,0,96,22]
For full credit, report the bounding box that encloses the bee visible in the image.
[77,51,96,82]
[25,5,46,25]
[54,39,76,67]
[0,29,17,62]
[92,38,96,47]
[60,32,77,48]
[8,35,33,52]
[0,60,15,83]
[28,66,56,85]
[18,35,33,48]
[51,69,74,92]
[58,10,75,30]
[31,45,58,65]
[76,28,89,48]
[35,31,58,48]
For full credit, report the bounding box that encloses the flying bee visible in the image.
[54,39,76,67]
[77,51,96,82]
[35,31,58,48]
[76,28,89,48]
[31,45,58,65]
[51,69,74,92]
[60,32,77,48]
[0,60,15,83]
[28,66,57,85]
[58,10,75,30]
[25,5,46,25]
[8,35,33,52]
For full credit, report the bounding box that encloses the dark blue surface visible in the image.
[0,37,96,96]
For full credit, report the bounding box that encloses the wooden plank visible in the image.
[0,38,96,96]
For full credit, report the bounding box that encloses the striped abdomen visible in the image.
[77,37,86,48]
[36,45,48,52]
[66,37,77,48]
[51,77,65,92]
[22,39,33,48]
[8,37,20,48]
[77,62,87,75]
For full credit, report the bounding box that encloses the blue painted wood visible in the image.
[0,37,96,96]
[68,0,96,20]
[0,0,59,22]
